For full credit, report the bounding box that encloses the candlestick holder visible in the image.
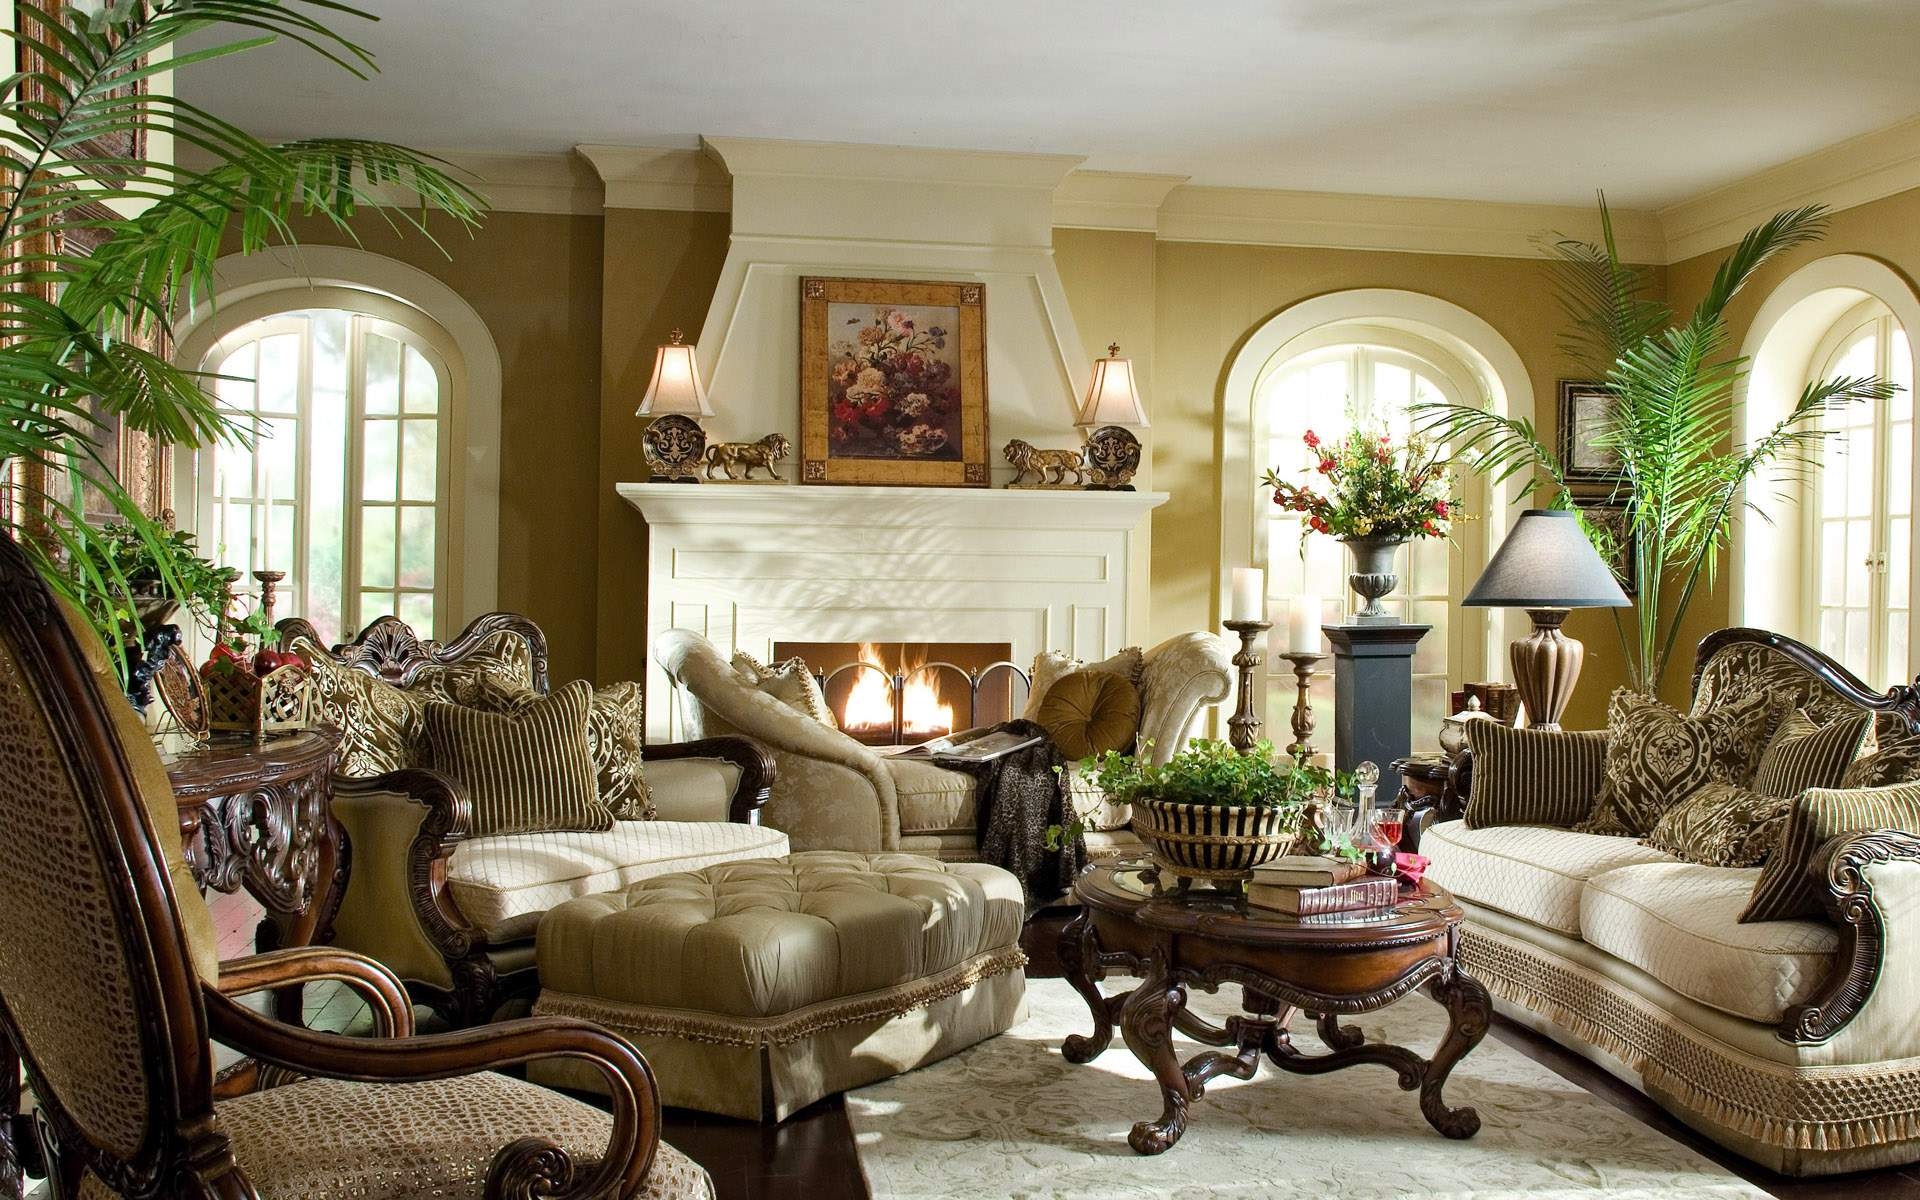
[1279,650,1327,760]
[1222,619,1272,753]
[252,569,286,626]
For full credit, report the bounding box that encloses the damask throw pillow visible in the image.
[1461,721,1607,829]
[1751,708,1873,798]
[1842,720,1920,789]
[422,680,610,837]
[1740,781,1920,922]
[1576,687,1783,838]
[732,652,837,728]
[1643,782,1792,867]
[1023,646,1146,721]
[443,672,654,821]
[293,636,427,778]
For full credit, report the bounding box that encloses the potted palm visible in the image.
[0,0,484,679]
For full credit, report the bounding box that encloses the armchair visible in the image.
[653,629,1233,860]
[282,613,783,1027]
[0,537,711,1200]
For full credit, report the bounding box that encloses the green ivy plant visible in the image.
[68,520,237,637]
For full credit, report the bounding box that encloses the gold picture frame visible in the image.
[799,276,989,487]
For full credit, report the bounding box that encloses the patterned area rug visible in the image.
[847,977,1768,1199]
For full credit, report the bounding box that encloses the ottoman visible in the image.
[530,851,1028,1121]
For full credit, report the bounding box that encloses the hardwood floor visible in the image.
[190,894,1920,1200]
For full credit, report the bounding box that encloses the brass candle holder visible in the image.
[252,568,285,625]
[1222,619,1272,753]
[1279,650,1326,761]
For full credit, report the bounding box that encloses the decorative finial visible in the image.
[1355,761,1380,787]
[1107,341,1121,358]
[668,327,685,344]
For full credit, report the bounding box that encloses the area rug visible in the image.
[846,977,1768,1199]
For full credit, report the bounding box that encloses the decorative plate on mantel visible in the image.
[798,276,990,487]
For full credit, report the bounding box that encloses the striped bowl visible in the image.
[1131,797,1305,883]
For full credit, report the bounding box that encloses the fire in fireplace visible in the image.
[772,641,1023,746]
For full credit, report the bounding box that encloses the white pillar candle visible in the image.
[1230,567,1265,622]
[1287,593,1321,654]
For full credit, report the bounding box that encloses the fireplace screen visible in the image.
[772,641,1026,746]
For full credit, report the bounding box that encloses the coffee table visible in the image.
[1061,859,1490,1155]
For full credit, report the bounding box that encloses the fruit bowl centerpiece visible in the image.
[1080,739,1335,888]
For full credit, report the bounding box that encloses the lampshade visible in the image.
[1463,509,1632,609]
[1076,342,1149,429]
[636,328,713,418]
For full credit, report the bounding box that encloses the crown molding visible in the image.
[576,143,731,212]
[433,150,602,216]
[700,135,1084,190]
[1052,170,1190,232]
[1658,116,1920,264]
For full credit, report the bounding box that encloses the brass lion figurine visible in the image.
[703,433,791,481]
[1003,438,1085,486]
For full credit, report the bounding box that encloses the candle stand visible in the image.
[1278,650,1326,760]
[1222,619,1273,753]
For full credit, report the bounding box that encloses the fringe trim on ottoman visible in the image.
[534,946,1027,1049]
[1461,925,1920,1153]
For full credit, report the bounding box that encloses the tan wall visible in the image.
[268,211,606,684]
[1663,185,1920,695]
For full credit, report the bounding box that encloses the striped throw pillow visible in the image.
[1739,781,1920,922]
[423,679,611,837]
[441,672,654,820]
[1463,721,1608,829]
[1752,709,1872,798]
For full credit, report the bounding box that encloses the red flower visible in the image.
[1378,434,1391,443]
[1309,515,1330,534]
[1433,500,1449,519]
[1303,430,1320,449]
[1318,456,1336,474]
[1422,521,1439,536]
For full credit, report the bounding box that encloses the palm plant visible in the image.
[1416,200,1897,695]
[0,0,483,670]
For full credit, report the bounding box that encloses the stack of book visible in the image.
[1247,855,1398,917]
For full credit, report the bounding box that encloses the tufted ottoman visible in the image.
[529,851,1028,1121]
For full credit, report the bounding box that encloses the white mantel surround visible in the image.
[619,482,1165,742]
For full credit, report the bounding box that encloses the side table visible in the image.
[164,727,344,1021]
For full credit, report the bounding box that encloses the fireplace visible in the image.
[773,641,1025,746]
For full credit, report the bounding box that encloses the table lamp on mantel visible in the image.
[637,328,714,484]
[1462,508,1631,730]
[1077,342,1149,490]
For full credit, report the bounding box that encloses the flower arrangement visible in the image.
[1262,426,1460,543]
[827,306,963,460]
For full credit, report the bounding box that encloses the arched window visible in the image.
[1256,328,1485,750]
[187,295,462,646]
[1806,300,1914,685]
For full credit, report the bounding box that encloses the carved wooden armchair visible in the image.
[0,536,712,1199]
[275,612,779,1028]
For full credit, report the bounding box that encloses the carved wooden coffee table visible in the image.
[1061,860,1490,1155]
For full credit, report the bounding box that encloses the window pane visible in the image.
[398,591,434,635]
[1820,522,1845,606]
[260,415,297,499]
[1373,361,1412,414]
[360,505,395,589]
[1891,421,1912,517]
[216,342,257,412]
[362,419,398,502]
[1846,610,1870,676]
[404,346,439,413]
[1846,521,1872,605]
[398,506,435,589]
[1894,329,1913,422]
[267,501,295,584]
[360,591,396,624]
[365,333,401,415]
[257,332,299,414]
[1891,518,1910,609]
[401,419,438,502]
[1887,614,1910,688]
[1820,608,1845,660]
[1847,427,1874,515]
[309,375,348,645]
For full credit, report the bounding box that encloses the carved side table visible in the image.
[164,727,344,1021]
[1061,860,1489,1155]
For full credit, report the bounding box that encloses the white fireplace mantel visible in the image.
[619,482,1165,741]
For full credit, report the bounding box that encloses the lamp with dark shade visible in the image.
[1463,508,1631,730]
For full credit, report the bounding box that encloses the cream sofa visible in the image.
[652,629,1234,861]
[1424,627,1920,1176]
[287,612,789,1027]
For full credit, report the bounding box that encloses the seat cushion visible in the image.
[1581,861,1838,1023]
[448,820,790,941]
[886,756,977,835]
[1422,820,1677,937]
[537,853,1024,1020]
[218,1071,713,1199]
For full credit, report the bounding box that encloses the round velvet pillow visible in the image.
[1036,669,1142,761]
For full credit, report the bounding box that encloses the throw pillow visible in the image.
[1740,781,1920,922]
[1036,669,1142,761]
[1461,721,1607,829]
[1643,782,1792,867]
[422,679,610,837]
[1842,720,1920,789]
[1752,708,1873,798]
[293,636,426,777]
[442,672,654,821]
[732,651,837,728]
[1577,687,1783,838]
[1023,646,1146,720]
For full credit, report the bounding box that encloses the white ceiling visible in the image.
[180,0,1920,209]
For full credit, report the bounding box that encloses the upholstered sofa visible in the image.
[283,613,785,1026]
[1423,628,1920,1176]
[652,629,1234,861]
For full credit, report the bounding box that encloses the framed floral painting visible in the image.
[799,277,989,486]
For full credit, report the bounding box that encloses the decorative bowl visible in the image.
[1130,796,1304,884]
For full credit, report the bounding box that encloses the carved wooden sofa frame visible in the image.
[278,612,775,1027]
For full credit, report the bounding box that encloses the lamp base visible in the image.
[1082,425,1142,490]
[1510,608,1582,731]
[643,413,706,483]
